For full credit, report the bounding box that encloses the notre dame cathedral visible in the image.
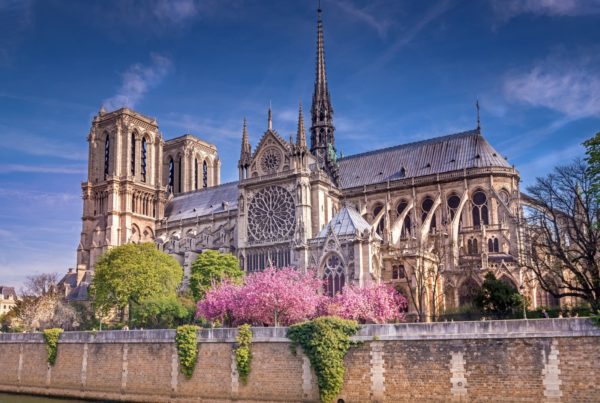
[62,8,554,318]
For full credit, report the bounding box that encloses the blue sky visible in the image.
[0,0,599,288]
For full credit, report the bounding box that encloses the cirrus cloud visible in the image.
[103,53,173,111]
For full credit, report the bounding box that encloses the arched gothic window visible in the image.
[392,264,406,280]
[168,158,174,192]
[467,238,478,255]
[130,133,136,176]
[194,158,199,190]
[472,191,489,227]
[447,194,460,221]
[498,189,510,224]
[488,237,499,253]
[323,254,345,297]
[203,160,208,188]
[421,196,436,232]
[459,278,480,306]
[141,138,147,182]
[373,203,385,236]
[178,157,182,193]
[396,200,412,237]
[104,136,110,179]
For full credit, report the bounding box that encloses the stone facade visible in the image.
[0,319,599,402]
[0,286,17,315]
[67,7,559,316]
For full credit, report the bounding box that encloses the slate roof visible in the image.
[315,206,379,239]
[337,129,511,189]
[0,286,17,300]
[165,181,239,222]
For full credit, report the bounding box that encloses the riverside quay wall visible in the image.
[1,319,599,402]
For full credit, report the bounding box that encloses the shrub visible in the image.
[175,325,199,378]
[43,328,63,366]
[287,316,360,403]
[234,324,253,384]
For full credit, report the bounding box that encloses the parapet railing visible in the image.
[1,318,598,344]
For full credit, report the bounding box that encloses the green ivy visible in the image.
[43,328,63,366]
[175,325,200,379]
[287,316,360,403]
[234,324,253,384]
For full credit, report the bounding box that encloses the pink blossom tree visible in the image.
[196,267,325,326]
[195,280,240,325]
[327,284,408,324]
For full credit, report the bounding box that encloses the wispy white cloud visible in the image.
[503,56,600,119]
[161,113,241,142]
[152,0,200,24]
[0,0,34,64]
[376,0,454,66]
[0,164,86,175]
[0,187,80,206]
[519,142,585,186]
[491,0,600,20]
[0,130,87,160]
[103,53,173,111]
[329,0,393,38]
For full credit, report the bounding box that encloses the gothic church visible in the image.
[63,8,543,318]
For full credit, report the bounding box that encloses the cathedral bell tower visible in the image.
[76,107,166,282]
[310,6,339,184]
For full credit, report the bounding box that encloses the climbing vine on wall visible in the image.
[175,325,200,379]
[234,324,253,384]
[287,316,360,403]
[43,328,63,366]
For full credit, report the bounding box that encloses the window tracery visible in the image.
[373,203,385,236]
[323,254,345,297]
[396,200,412,238]
[247,186,295,243]
[472,191,489,227]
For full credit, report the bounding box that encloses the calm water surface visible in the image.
[0,394,99,402]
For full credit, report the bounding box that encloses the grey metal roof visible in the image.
[337,129,510,189]
[316,206,377,239]
[165,181,239,222]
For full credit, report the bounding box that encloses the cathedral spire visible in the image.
[239,118,251,169]
[296,102,307,148]
[310,4,338,183]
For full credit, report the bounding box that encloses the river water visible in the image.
[0,394,97,402]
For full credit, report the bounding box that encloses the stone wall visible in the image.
[0,319,599,402]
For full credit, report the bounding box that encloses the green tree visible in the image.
[130,295,189,329]
[475,272,523,319]
[89,243,183,322]
[584,131,600,204]
[189,250,243,301]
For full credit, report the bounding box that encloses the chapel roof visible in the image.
[165,181,239,222]
[315,206,379,239]
[337,129,511,189]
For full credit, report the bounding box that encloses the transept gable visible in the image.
[249,130,293,176]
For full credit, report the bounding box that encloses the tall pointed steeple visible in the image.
[296,102,307,148]
[239,118,252,172]
[310,4,338,182]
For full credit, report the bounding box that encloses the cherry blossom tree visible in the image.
[197,268,408,326]
[328,284,408,324]
[197,267,324,326]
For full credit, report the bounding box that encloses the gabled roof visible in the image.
[0,286,17,300]
[315,206,377,239]
[337,129,511,189]
[165,181,239,222]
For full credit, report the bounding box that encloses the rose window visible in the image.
[260,148,282,173]
[248,186,295,242]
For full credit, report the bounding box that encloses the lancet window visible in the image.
[141,138,147,182]
[203,160,208,188]
[472,191,489,227]
[323,254,345,297]
[421,196,436,232]
[130,133,136,176]
[104,136,110,179]
[396,200,412,237]
[373,203,385,236]
[168,158,174,192]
